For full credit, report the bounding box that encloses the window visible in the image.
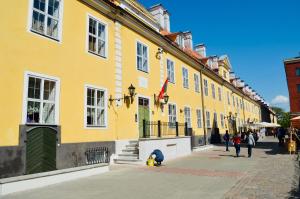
[137,42,148,72]
[182,67,189,88]
[196,109,202,128]
[30,0,62,40]
[297,84,300,93]
[218,87,222,101]
[232,95,235,107]
[167,59,175,83]
[236,97,239,108]
[211,83,215,99]
[213,112,218,128]
[85,86,107,127]
[206,111,211,128]
[24,73,59,124]
[194,74,200,93]
[240,99,243,109]
[168,104,177,126]
[88,16,107,57]
[184,107,191,128]
[204,79,208,96]
[227,91,230,105]
[220,114,224,128]
[296,68,300,76]
[223,71,227,79]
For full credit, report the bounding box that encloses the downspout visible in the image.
[199,67,207,145]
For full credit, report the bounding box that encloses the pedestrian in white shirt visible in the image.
[246,130,256,158]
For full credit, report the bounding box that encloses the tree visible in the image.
[271,106,290,128]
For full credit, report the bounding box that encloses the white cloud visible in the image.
[271,95,289,105]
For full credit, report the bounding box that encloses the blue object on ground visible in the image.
[151,149,164,163]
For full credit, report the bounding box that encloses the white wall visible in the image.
[139,137,191,162]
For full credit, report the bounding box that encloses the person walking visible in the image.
[232,133,241,157]
[246,131,256,158]
[223,130,230,151]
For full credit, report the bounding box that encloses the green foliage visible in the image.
[271,106,290,128]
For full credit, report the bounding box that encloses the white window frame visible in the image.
[86,14,108,59]
[205,110,211,128]
[182,67,189,89]
[194,74,200,93]
[168,103,177,127]
[204,79,208,96]
[136,41,149,73]
[167,59,175,83]
[184,106,191,128]
[196,109,202,128]
[227,91,230,105]
[218,87,222,101]
[211,83,215,99]
[22,71,60,125]
[220,113,224,128]
[84,84,108,129]
[27,0,64,42]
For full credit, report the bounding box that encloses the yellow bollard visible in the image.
[288,141,296,154]
[147,157,154,167]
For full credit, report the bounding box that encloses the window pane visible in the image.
[89,18,96,35]
[87,107,94,125]
[87,89,95,106]
[27,101,40,123]
[44,80,56,101]
[42,103,55,124]
[98,24,105,40]
[137,43,142,56]
[137,56,142,70]
[47,18,58,38]
[28,77,41,99]
[34,0,46,11]
[98,40,105,57]
[143,45,147,59]
[32,11,45,33]
[89,35,96,52]
[48,0,60,18]
[143,58,148,71]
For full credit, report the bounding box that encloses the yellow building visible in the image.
[0,0,264,178]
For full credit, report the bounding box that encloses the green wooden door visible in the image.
[26,127,57,174]
[138,97,150,138]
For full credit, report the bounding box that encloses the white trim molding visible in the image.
[83,84,108,130]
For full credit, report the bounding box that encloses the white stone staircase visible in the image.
[114,140,144,165]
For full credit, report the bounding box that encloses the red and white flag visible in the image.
[158,78,169,99]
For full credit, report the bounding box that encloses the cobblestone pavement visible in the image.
[3,137,299,199]
[223,138,300,199]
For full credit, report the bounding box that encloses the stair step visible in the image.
[114,159,144,165]
[122,148,138,153]
[126,143,138,148]
[128,140,139,144]
[118,153,139,158]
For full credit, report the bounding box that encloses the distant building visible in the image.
[284,56,300,128]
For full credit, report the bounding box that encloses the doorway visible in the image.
[138,97,150,138]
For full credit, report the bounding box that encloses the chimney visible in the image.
[183,31,193,49]
[194,44,206,57]
[149,4,170,32]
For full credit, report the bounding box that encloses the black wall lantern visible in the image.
[154,93,169,105]
[109,84,136,104]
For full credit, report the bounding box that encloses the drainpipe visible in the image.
[199,67,207,145]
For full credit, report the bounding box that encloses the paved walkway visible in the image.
[3,137,299,199]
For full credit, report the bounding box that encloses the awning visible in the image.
[291,116,300,121]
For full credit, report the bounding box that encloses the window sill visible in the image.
[88,51,107,59]
[25,123,59,127]
[30,29,60,42]
[137,68,149,74]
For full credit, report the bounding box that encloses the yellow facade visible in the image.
[0,0,262,148]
